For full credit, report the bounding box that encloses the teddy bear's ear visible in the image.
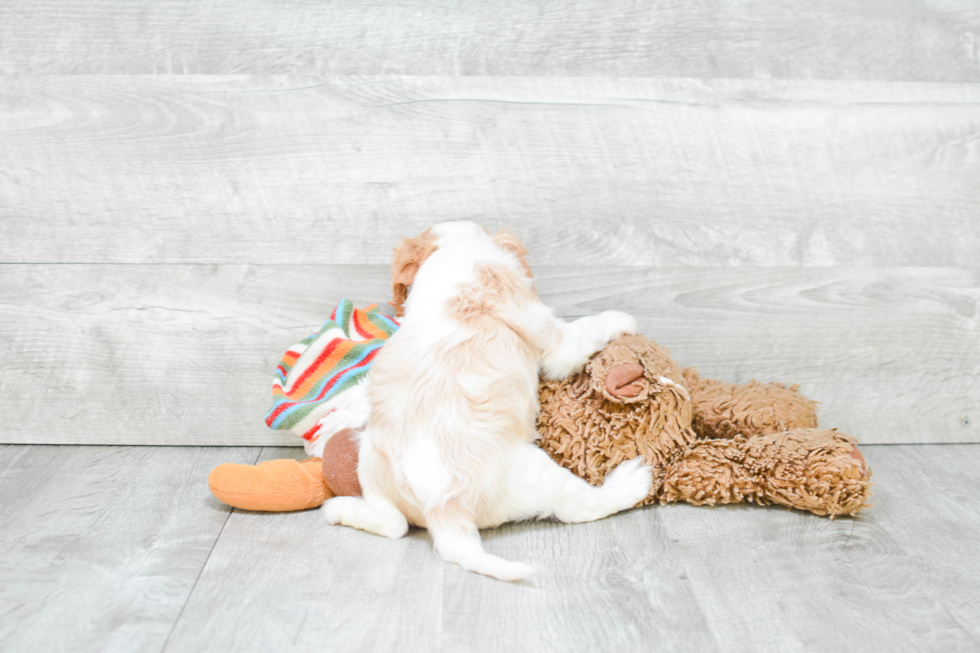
[390,229,438,316]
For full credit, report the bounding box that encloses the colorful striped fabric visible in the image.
[265,300,399,452]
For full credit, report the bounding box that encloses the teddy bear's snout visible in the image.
[605,363,645,397]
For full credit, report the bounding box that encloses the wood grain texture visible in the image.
[0,264,389,447]
[1,264,976,445]
[866,445,980,645]
[438,512,717,653]
[3,445,979,651]
[0,0,978,80]
[656,456,978,652]
[165,445,446,653]
[0,444,260,653]
[2,76,978,266]
[178,460,718,653]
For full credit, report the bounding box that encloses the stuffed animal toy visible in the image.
[537,335,871,516]
[209,302,872,518]
[209,299,395,512]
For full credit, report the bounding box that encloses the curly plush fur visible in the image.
[537,336,697,501]
[681,367,819,439]
[537,336,873,517]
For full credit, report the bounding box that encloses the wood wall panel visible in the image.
[2,76,977,267]
[1,264,975,445]
[2,3,977,448]
[1,1,978,80]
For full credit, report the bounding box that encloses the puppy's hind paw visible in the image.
[322,496,353,526]
[601,456,653,510]
[323,496,408,539]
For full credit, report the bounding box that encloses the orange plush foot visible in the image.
[208,457,332,512]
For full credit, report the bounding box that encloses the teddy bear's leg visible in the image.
[208,457,332,512]
[681,367,818,439]
[659,428,872,517]
[500,444,653,524]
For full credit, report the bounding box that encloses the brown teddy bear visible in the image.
[209,334,871,518]
[537,335,871,517]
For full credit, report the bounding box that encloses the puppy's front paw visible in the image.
[599,310,638,341]
[601,456,653,510]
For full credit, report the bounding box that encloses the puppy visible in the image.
[324,222,652,581]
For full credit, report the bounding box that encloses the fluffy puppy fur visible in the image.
[324,222,652,581]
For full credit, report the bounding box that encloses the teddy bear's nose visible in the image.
[606,363,645,397]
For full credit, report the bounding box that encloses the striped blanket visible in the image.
[265,299,400,457]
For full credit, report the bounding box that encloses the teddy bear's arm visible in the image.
[658,427,872,517]
[681,367,818,440]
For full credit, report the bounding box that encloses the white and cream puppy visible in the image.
[324,222,652,581]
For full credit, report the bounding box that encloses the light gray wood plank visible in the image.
[0,1,977,80]
[2,444,979,651]
[169,445,980,651]
[439,512,717,653]
[0,264,388,447]
[590,266,980,446]
[177,450,715,653]
[2,76,978,267]
[649,446,980,651]
[863,445,980,645]
[164,446,444,653]
[657,491,977,652]
[1,265,976,446]
[0,444,259,653]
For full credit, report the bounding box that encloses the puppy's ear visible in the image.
[493,229,533,279]
[391,275,410,318]
[390,229,438,316]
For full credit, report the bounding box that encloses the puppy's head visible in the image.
[389,222,533,316]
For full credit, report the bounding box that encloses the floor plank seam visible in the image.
[157,448,262,651]
[159,506,234,652]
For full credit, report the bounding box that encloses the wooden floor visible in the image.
[1,442,978,652]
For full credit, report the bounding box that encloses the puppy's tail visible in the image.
[426,503,533,582]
